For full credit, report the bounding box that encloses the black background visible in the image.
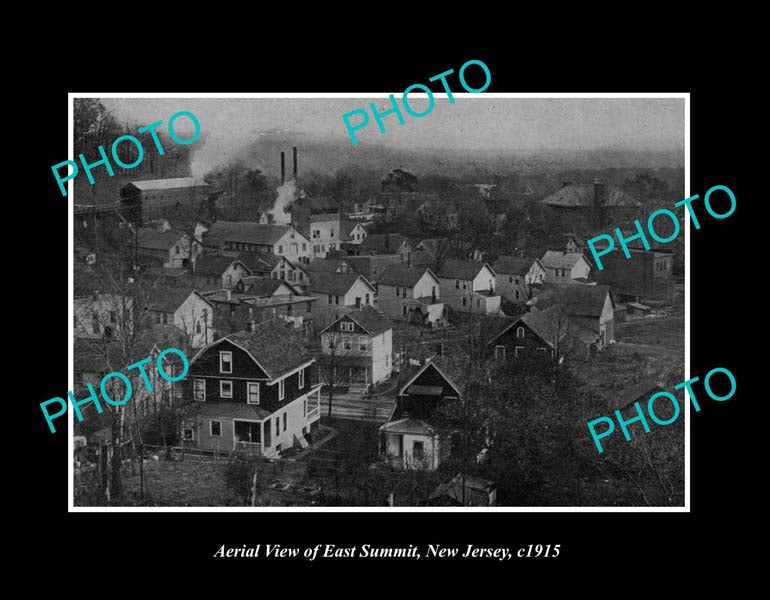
[27,32,752,582]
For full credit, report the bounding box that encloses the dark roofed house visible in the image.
[147,288,214,348]
[436,259,501,315]
[540,251,592,284]
[205,221,311,265]
[355,233,413,264]
[318,305,393,388]
[137,227,198,269]
[120,177,210,224]
[540,181,642,229]
[530,283,615,348]
[183,319,322,458]
[309,273,376,309]
[492,256,545,305]
[377,265,445,327]
[193,255,249,290]
[379,357,462,471]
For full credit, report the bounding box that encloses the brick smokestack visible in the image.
[293,146,297,180]
[281,152,285,185]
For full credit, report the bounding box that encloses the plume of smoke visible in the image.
[270,180,297,225]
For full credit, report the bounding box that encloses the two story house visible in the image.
[147,289,215,348]
[183,319,322,457]
[491,256,545,305]
[237,253,310,291]
[376,265,445,327]
[540,251,592,284]
[193,255,250,290]
[137,227,201,268]
[436,259,501,315]
[530,283,615,348]
[74,293,132,340]
[310,273,376,309]
[318,305,393,387]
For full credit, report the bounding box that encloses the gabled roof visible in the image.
[379,418,437,436]
[378,265,437,288]
[436,259,495,280]
[137,227,183,251]
[194,255,245,278]
[305,258,351,273]
[321,305,392,336]
[310,273,374,295]
[215,319,313,380]
[533,284,613,318]
[207,221,296,246]
[241,278,299,297]
[236,253,283,273]
[129,177,208,191]
[397,358,462,398]
[541,183,641,208]
[148,289,212,314]
[340,220,364,240]
[540,251,587,270]
[492,256,536,276]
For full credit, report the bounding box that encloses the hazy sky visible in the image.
[104,96,684,154]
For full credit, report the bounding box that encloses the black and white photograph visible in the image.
[70,95,687,509]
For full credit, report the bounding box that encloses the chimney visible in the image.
[281,152,285,185]
[293,146,297,180]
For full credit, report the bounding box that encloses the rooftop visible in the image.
[137,227,183,251]
[378,265,435,288]
[541,251,586,270]
[310,273,373,295]
[437,259,493,281]
[226,319,313,379]
[492,256,536,276]
[129,177,208,191]
[541,183,641,208]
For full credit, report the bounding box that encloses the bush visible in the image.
[224,455,257,503]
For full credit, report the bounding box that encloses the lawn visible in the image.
[616,316,684,352]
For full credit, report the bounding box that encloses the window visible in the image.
[516,327,525,338]
[275,417,280,437]
[462,297,467,307]
[278,245,283,254]
[515,346,524,357]
[395,286,400,297]
[455,280,459,289]
[175,245,180,255]
[365,293,370,305]
[299,368,305,389]
[495,345,506,359]
[335,295,340,305]
[302,243,307,251]
[194,379,205,401]
[344,339,352,351]
[283,413,287,431]
[196,321,202,334]
[514,290,520,300]
[278,379,285,401]
[219,351,232,373]
[306,301,312,313]
[183,427,194,442]
[402,305,407,316]
[385,354,389,367]
[413,441,424,460]
[210,420,222,437]
[328,294,333,304]
[109,311,116,323]
[462,282,467,290]
[359,336,367,351]
[220,380,233,398]
[247,382,260,404]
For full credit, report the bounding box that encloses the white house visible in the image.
[147,289,215,348]
[137,227,201,268]
[540,251,592,284]
[342,221,368,245]
[310,273,376,309]
[206,222,312,264]
[318,305,393,386]
[436,259,501,314]
[308,214,342,258]
[377,265,445,326]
